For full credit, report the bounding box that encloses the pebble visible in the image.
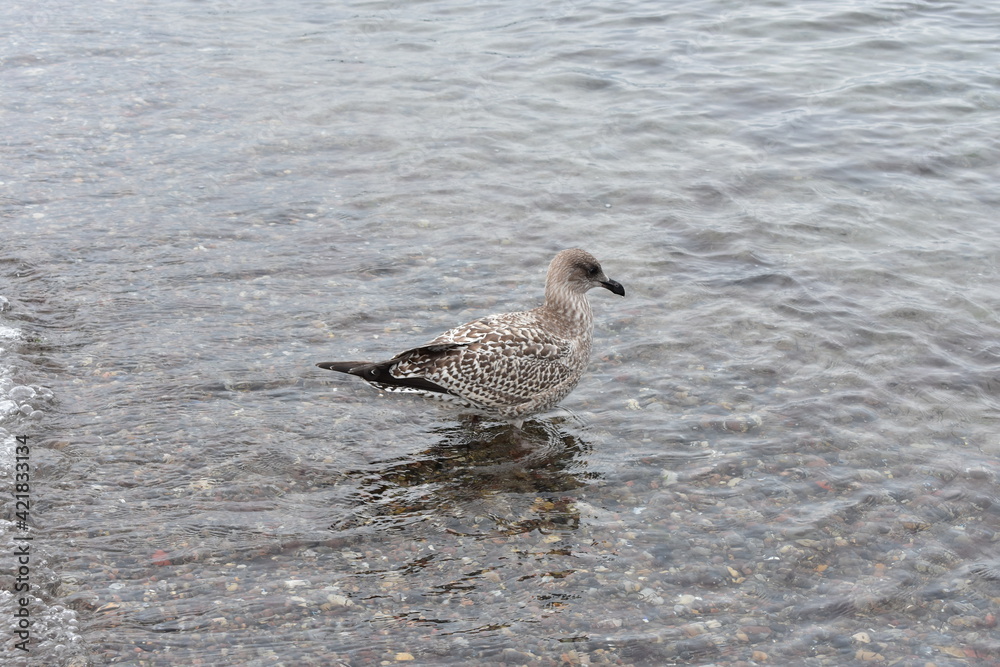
[855,649,885,661]
[327,594,352,607]
[9,385,35,402]
[638,587,664,605]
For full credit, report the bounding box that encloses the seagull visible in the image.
[317,248,625,428]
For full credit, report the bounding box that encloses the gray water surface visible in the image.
[3,0,1000,664]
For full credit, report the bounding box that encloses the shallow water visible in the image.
[3,0,1000,664]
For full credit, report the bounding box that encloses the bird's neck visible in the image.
[541,285,593,336]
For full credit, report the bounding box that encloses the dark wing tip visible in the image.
[317,361,368,373]
[316,359,455,397]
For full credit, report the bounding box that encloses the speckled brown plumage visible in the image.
[317,249,625,427]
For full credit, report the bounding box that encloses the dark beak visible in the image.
[601,279,625,297]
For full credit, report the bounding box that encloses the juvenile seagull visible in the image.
[317,248,625,428]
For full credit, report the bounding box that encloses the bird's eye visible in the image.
[587,265,600,276]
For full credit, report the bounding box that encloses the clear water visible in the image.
[3,0,1000,664]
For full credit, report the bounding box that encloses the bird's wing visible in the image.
[385,313,575,408]
[399,312,569,363]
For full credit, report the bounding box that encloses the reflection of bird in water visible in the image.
[317,249,624,428]
[330,419,596,537]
